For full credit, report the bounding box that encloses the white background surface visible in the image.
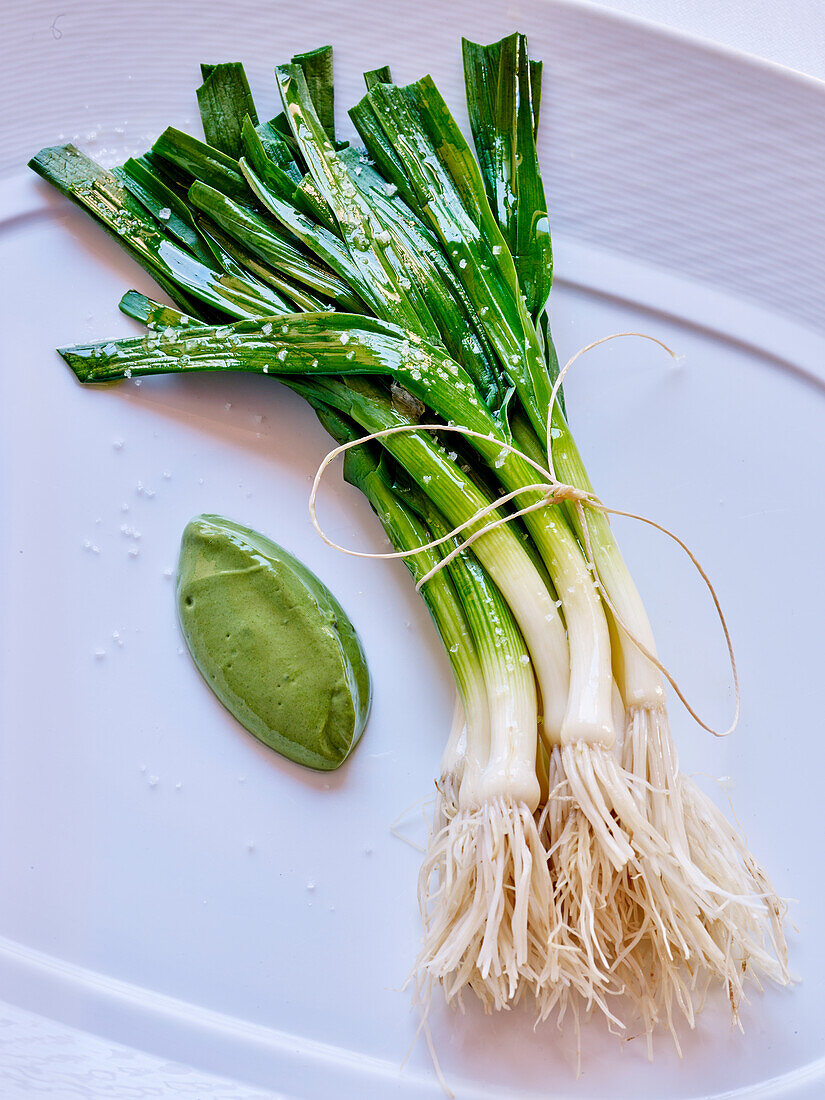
[593,0,825,80]
[2,1,825,1097]
[4,0,825,180]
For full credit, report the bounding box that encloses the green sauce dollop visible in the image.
[177,515,371,771]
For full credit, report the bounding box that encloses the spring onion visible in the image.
[30,32,790,1048]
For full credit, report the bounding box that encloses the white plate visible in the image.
[2,1,825,1097]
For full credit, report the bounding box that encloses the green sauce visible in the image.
[177,515,371,770]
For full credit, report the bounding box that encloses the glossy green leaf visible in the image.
[153,127,249,201]
[188,180,363,309]
[462,35,553,318]
[291,45,336,143]
[197,62,258,157]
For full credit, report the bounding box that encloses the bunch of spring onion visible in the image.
[31,36,790,1044]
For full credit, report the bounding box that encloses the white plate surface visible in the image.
[2,2,825,1097]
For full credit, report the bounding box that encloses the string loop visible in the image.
[307,333,738,739]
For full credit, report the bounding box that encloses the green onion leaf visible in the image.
[152,127,249,201]
[197,62,259,158]
[291,45,336,144]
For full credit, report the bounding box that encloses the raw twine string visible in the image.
[308,333,739,739]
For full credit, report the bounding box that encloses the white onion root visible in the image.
[540,706,791,1049]
[415,793,557,1012]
